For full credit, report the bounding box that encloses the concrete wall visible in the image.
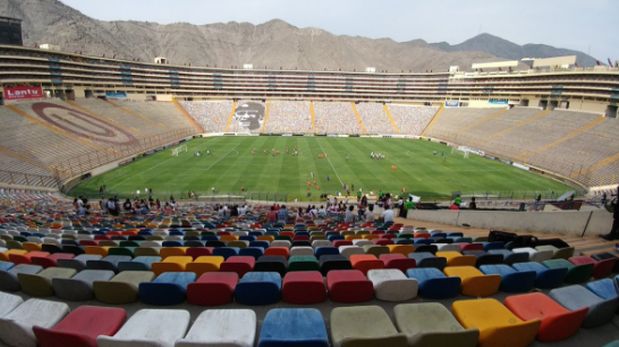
[408,209,614,236]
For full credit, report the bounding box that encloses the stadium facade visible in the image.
[0,44,618,194]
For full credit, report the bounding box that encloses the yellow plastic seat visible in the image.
[452,298,540,347]
[444,266,501,297]
[0,249,28,261]
[257,235,275,242]
[219,234,238,242]
[151,256,193,275]
[186,256,225,275]
[387,244,415,256]
[159,247,188,258]
[437,251,476,267]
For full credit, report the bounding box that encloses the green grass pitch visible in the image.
[70,136,575,201]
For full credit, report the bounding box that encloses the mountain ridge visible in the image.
[0,0,598,70]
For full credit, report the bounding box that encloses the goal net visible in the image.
[171,144,188,157]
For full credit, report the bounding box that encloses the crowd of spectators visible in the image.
[180,100,232,133]
[264,101,312,133]
[357,103,395,134]
[388,104,438,135]
[314,102,361,134]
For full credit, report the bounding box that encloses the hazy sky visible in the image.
[59,0,618,61]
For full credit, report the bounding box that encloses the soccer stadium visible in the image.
[0,1,618,346]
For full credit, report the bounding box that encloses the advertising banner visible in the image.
[3,85,44,101]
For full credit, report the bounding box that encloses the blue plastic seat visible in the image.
[118,256,161,271]
[586,278,619,300]
[258,308,329,347]
[0,260,14,271]
[213,247,240,259]
[139,272,196,305]
[314,247,339,259]
[406,267,460,299]
[480,264,536,292]
[239,247,265,259]
[488,249,529,265]
[512,261,567,289]
[235,271,282,305]
[86,255,132,273]
[408,252,446,270]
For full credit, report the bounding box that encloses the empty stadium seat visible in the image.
[18,267,76,297]
[139,271,196,305]
[52,269,115,301]
[504,292,588,342]
[33,305,126,347]
[93,270,155,304]
[186,255,224,275]
[543,258,593,284]
[452,298,540,347]
[97,309,190,347]
[367,269,418,301]
[0,263,42,292]
[235,271,282,305]
[444,266,501,297]
[479,264,537,292]
[175,309,256,347]
[408,252,447,269]
[0,291,23,317]
[549,284,619,328]
[394,303,479,347]
[327,269,374,303]
[187,271,239,306]
[258,308,329,347]
[330,305,407,347]
[406,267,461,299]
[0,298,70,347]
[282,271,327,304]
[512,261,568,289]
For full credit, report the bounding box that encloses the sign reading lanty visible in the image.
[3,85,43,100]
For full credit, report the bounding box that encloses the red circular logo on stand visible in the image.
[31,102,137,145]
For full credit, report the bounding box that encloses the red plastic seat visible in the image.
[379,253,416,272]
[186,247,213,259]
[504,292,588,342]
[350,254,384,275]
[459,243,484,252]
[374,239,394,246]
[9,251,50,265]
[220,256,256,276]
[264,247,290,258]
[282,271,327,304]
[31,253,75,268]
[33,305,126,347]
[187,272,239,306]
[332,240,353,248]
[327,269,374,303]
[569,255,616,279]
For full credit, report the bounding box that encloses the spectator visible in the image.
[382,204,394,223]
[601,186,619,240]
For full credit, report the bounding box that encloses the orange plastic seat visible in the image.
[504,292,588,342]
[159,247,188,258]
[387,244,415,256]
[84,246,109,256]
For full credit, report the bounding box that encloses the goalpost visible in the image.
[171,144,188,157]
